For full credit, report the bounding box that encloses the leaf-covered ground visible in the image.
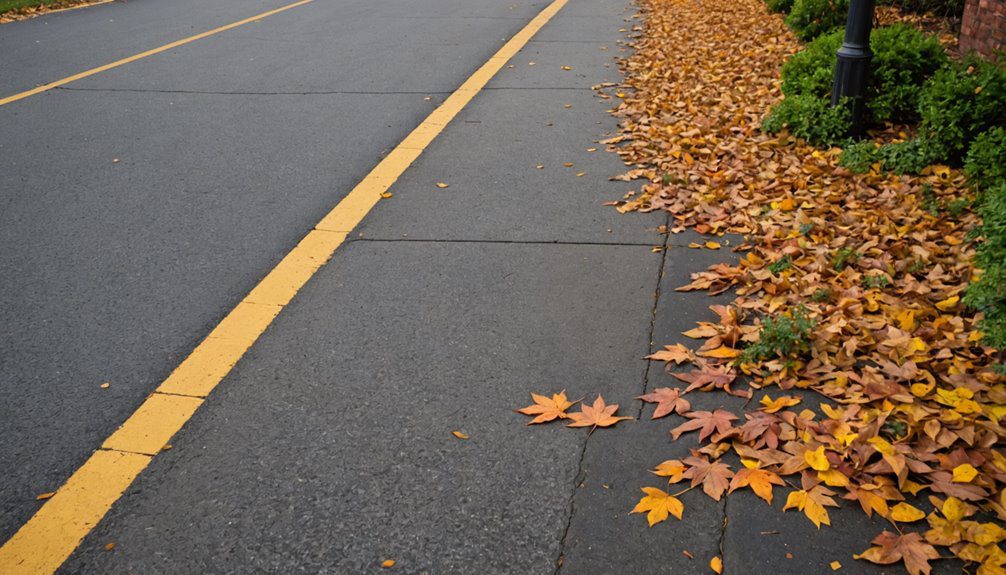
[593,0,1006,573]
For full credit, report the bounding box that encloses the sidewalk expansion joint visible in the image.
[350,237,660,247]
[55,86,455,96]
[635,212,671,418]
[717,496,729,567]
[553,434,589,575]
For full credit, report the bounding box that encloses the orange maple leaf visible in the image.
[516,391,575,425]
[637,387,691,419]
[566,395,632,430]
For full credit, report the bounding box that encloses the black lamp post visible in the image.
[831,0,876,135]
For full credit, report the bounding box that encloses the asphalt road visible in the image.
[0,0,550,548]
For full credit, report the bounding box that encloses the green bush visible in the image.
[916,57,1006,164]
[965,184,1006,354]
[781,25,946,123]
[878,0,965,18]
[839,140,881,172]
[785,0,848,41]
[965,127,1006,191]
[869,24,948,122]
[762,93,852,147]
[875,137,944,174]
[767,0,796,13]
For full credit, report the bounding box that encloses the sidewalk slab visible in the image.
[63,240,660,574]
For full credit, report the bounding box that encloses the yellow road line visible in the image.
[0,0,315,107]
[0,0,568,571]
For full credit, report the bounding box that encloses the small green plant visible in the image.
[947,198,971,218]
[769,255,794,274]
[767,0,796,12]
[762,94,852,147]
[862,274,892,289]
[907,259,925,275]
[831,247,860,271]
[785,0,849,41]
[922,184,941,215]
[876,137,944,175]
[811,287,833,302]
[965,127,1006,192]
[740,308,816,362]
[799,222,815,235]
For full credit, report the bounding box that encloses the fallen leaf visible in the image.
[855,531,939,575]
[890,502,926,523]
[631,486,684,526]
[380,192,393,199]
[710,556,723,573]
[952,463,978,483]
[830,560,841,570]
[670,409,738,441]
[381,559,396,568]
[99,382,110,389]
[638,387,691,419]
[647,343,693,364]
[729,467,785,504]
[516,391,575,425]
[104,542,116,551]
[759,395,801,413]
[35,492,55,501]
[566,395,632,429]
[451,431,469,440]
[435,182,449,188]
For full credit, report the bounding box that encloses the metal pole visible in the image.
[831,0,875,134]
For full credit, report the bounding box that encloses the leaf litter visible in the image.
[517,0,1006,572]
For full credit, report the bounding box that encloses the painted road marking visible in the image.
[0,0,569,571]
[0,0,315,108]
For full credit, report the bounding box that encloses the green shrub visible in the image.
[785,0,848,41]
[916,57,1006,164]
[965,127,1006,191]
[767,0,796,12]
[869,24,948,122]
[965,184,1006,353]
[878,0,965,18]
[781,25,946,123]
[762,93,852,146]
[876,137,944,174]
[839,140,881,173]
[780,29,843,97]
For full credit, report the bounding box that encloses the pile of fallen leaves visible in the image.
[0,0,104,23]
[591,0,1006,573]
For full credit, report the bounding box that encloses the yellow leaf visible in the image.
[561,65,572,70]
[890,502,926,522]
[942,497,968,522]
[936,295,960,311]
[805,445,830,471]
[576,172,586,177]
[953,463,979,483]
[710,556,723,573]
[631,487,684,526]
[100,382,110,389]
[705,241,721,250]
[698,346,742,359]
[830,561,841,570]
[451,431,469,440]
[760,395,801,413]
[35,492,55,501]
[381,559,396,568]
[817,469,849,487]
[435,182,449,188]
[778,198,796,211]
[380,192,393,199]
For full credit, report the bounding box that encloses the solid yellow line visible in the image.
[0,0,315,108]
[0,0,568,572]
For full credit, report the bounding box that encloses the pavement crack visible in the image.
[717,495,729,566]
[55,87,453,96]
[553,435,590,575]
[635,212,671,418]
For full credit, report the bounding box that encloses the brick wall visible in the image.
[960,0,1006,60]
